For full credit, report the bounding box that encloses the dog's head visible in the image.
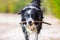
[18,8,43,26]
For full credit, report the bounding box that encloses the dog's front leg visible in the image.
[22,24,29,40]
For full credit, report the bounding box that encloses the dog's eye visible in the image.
[26,14,30,17]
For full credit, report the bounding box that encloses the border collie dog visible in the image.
[18,0,43,40]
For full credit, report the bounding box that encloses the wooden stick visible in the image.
[19,21,51,25]
[34,21,51,25]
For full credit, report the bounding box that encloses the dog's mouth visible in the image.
[19,21,38,32]
[19,21,51,32]
[27,23,37,32]
[20,21,40,26]
[19,21,51,25]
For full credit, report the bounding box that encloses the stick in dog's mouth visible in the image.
[19,21,51,25]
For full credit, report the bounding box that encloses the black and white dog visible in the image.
[18,0,43,40]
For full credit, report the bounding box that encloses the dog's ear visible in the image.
[17,10,25,15]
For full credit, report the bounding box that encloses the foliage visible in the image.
[0,0,31,13]
[0,0,60,19]
[49,0,60,19]
[42,0,60,19]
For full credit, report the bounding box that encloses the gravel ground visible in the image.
[0,13,60,40]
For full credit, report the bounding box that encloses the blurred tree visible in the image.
[42,0,60,19]
[0,0,60,19]
[0,0,6,12]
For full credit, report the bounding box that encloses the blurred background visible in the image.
[0,0,60,19]
[0,0,60,40]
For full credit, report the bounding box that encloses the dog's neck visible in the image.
[31,0,41,6]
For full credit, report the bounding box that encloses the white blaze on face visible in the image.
[27,10,31,14]
[26,10,33,24]
[26,17,33,23]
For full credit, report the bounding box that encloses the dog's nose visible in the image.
[28,21,32,26]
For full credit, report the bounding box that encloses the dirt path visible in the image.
[0,13,60,40]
